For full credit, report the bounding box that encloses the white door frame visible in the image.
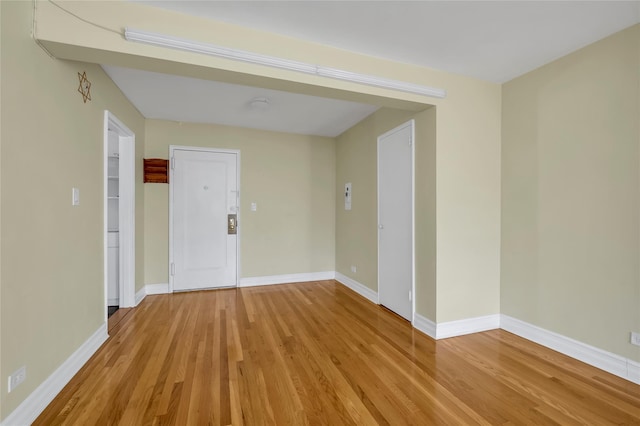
[377,119,416,322]
[168,145,241,292]
[103,111,136,322]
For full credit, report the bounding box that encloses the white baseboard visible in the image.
[143,275,333,295]
[437,314,501,339]
[334,272,378,304]
[135,286,146,306]
[239,271,335,287]
[412,313,499,340]
[501,315,640,385]
[629,359,640,384]
[145,283,169,295]
[1,324,108,426]
[135,283,169,306]
[108,298,119,306]
[413,313,436,339]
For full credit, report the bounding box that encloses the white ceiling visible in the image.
[102,66,379,137]
[112,1,640,136]
[132,0,640,83]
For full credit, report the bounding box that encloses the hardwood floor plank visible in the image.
[108,308,133,334]
[34,280,640,425]
[445,332,640,424]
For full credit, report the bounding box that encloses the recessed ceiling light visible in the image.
[249,97,270,110]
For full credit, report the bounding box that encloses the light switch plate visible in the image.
[72,188,80,206]
[251,202,257,211]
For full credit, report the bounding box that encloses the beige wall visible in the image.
[335,107,439,321]
[33,0,434,111]
[414,108,438,320]
[435,77,502,322]
[2,1,505,419]
[0,1,145,419]
[35,0,503,325]
[2,0,637,421]
[335,108,417,291]
[334,85,501,325]
[502,25,640,361]
[144,120,336,284]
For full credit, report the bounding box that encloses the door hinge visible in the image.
[170,263,175,276]
[170,157,175,170]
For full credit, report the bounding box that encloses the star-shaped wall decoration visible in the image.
[77,71,91,103]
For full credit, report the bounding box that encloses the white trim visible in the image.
[103,114,109,323]
[335,272,378,304]
[169,146,240,293]
[412,313,500,340]
[123,28,447,99]
[316,67,447,99]
[107,298,119,306]
[413,312,437,339]
[103,111,136,324]
[134,284,169,306]
[501,315,640,385]
[1,324,108,426]
[410,121,416,323]
[377,120,415,322]
[118,133,136,308]
[239,272,335,287]
[436,314,500,339]
[145,283,170,295]
[629,359,640,384]
[135,286,146,305]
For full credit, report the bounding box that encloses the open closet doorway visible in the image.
[104,111,136,325]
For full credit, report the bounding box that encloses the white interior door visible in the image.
[170,147,238,291]
[378,120,414,321]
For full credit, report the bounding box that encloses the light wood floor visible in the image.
[36,280,640,425]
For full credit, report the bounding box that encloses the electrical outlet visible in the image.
[8,366,26,393]
[631,332,640,347]
[350,265,357,273]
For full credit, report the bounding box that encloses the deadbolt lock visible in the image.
[228,214,237,235]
